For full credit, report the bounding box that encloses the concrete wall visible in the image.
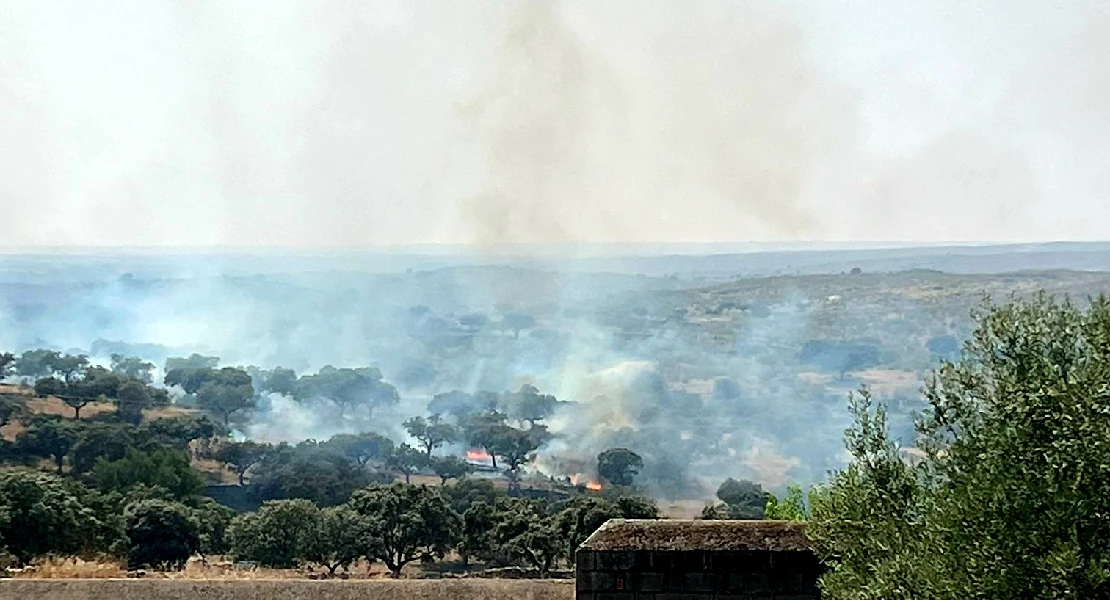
[0,579,574,600]
[575,550,821,599]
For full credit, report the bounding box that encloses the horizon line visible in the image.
[0,240,1106,258]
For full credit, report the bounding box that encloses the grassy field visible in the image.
[0,579,574,600]
[6,556,409,580]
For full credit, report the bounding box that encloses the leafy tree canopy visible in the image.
[504,384,559,428]
[70,422,135,475]
[228,499,318,568]
[137,415,220,450]
[93,447,203,500]
[16,416,80,474]
[431,455,474,485]
[293,366,399,418]
[163,354,219,376]
[249,441,380,506]
[0,352,14,381]
[597,448,643,488]
[403,414,458,456]
[385,443,429,484]
[124,499,200,570]
[348,483,461,577]
[764,484,812,521]
[491,498,561,577]
[214,441,271,486]
[812,294,1110,600]
[0,394,27,428]
[259,367,297,396]
[301,505,375,575]
[320,432,394,466]
[554,496,623,563]
[194,373,255,427]
[0,469,105,565]
[110,354,155,384]
[715,478,768,519]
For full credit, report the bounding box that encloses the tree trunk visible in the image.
[404,472,411,484]
[490,453,497,469]
[388,557,403,579]
[54,456,64,474]
[238,470,246,486]
[73,404,82,419]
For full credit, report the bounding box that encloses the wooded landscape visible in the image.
[2,255,1110,597]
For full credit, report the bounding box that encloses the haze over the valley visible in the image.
[3,0,1110,501]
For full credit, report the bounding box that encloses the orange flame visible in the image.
[466,449,491,463]
[570,474,603,491]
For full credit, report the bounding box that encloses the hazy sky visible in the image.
[1,0,1107,248]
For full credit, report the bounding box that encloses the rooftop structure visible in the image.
[576,519,821,599]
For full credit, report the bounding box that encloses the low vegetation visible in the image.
[809,294,1110,599]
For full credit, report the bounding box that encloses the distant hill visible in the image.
[4,242,1110,283]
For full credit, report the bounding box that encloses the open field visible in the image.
[0,579,574,600]
[5,556,409,580]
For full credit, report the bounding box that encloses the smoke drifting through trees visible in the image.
[4,0,1110,500]
[2,253,998,501]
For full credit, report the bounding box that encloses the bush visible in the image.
[715,478,768,519]
[249,442,376,506]
[124,499,200,570]
[812,295,1110,599]
[0,469,105,564]
[93,448,203,500]
[229,499,318,568]
[191,496,235,557]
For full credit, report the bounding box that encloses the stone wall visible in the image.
[0,579,574,600]
[575,549,821,599]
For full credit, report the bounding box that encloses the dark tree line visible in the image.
[228,480,659,578]
[0,346,666,577]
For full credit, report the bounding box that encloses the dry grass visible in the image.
[11,557,406,581]
[13,557,128,579]
[0,420,27,442]
[25,396,116,420]
[659,499,712,519]
[0,579,575,600]
[191,459,239,485]
[0,396,115,442]
[144,405,201,420]
[407,474,443,487]
[7,387,195,423]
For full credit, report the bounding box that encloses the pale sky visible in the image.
[1,0,1107,248]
